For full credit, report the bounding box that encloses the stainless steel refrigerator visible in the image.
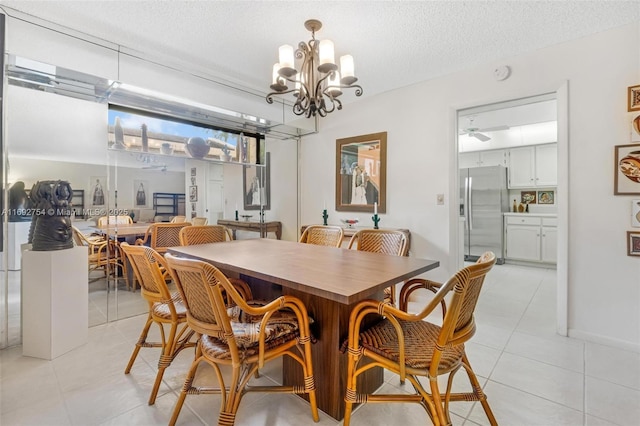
[460,165,507,264]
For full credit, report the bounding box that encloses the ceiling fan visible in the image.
[459,116,509,141]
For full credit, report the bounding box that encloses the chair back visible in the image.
[191,217,208,226]
[179,225,232,246]
[299,225,344,247]
[347,229,407,256]
[170,215,187,223]
[97,215,133,227]
[164,253,240,343]
[435,252,496,349]
[72,226,85,246]
[145,222,191,255]
[120,243,172,304]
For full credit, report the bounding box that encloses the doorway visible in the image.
[455,89,567,335]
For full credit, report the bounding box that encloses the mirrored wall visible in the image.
[1,55,280,348]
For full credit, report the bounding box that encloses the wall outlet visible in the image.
[436,193,445,205]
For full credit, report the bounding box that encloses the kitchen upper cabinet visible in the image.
[459,149,507,169]
[535,144,558,187]
[508,143,557,188]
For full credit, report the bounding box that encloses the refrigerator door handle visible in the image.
[464,176,470,231]
[468,177,473,230]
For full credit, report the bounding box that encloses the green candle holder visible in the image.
[372,214,380,229]
[235,210,239,221]
[322,209,328,226]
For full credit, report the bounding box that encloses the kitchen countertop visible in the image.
[503,212,557,217]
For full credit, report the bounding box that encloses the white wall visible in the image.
[299,23,640,350]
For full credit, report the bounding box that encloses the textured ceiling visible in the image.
[1,1,639,105]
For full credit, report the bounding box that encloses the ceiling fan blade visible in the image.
[471,132,491,142]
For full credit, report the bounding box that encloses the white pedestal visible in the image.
[22,246,88,359]
[0,221,31,270]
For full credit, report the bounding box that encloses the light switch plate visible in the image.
[632,199,640,227]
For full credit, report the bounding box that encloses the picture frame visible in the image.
[631,114,640,142]
[89,176,107,206]
[521,191,536,204]
[243,152,270,210]
[537,190,555,205]
[190,167,196,176]
[189,185,198,202]
[133,179,149,207]
[335,132,387,213]
[628,85,640,112]
[614,144,640,195]
[627,231,640,256]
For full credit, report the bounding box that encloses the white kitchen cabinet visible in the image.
[459,149,507,169]
[504,215,557,264]
[541,218,558,263]
[535,144,558,187]
[507,143,557,188]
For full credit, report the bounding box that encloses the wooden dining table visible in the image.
[92,223,152,238]
[168,238,439,420]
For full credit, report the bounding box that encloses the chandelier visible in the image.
[266,19,362,118]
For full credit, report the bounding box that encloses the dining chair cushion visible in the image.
[224,302,302,349]
[356,318,465,372]
[152,292,188,320]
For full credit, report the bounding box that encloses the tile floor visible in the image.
[1,263,639,425]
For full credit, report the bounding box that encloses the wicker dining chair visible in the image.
[119,243,196,405]
[343,252,497,426]
[179,225,233,246]
[191,216,208,226]
[97,215,133,227]
[164,253,319,426]
[170,215,187,223]
[347,229,408,304]
[135,222,191,255]
[299,225,344,247]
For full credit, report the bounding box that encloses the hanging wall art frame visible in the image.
[335,131,387,213]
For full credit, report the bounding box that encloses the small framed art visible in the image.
[627,231,640,256]
[628,85,640,112]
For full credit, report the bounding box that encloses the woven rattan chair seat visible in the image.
[200,330,300,361]
[358,319,464,371]
[152,294,188,320]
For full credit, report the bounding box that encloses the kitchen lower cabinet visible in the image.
[504,215,557,264]
[541,225,558,263]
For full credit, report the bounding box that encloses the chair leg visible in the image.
[148,321,179,405]
[462,353,498,426]
[169,347,203,426]
[343,348,360,426]
[125,314,153,374]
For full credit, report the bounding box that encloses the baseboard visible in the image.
[568,329,640,353]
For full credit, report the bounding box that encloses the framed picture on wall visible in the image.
[628,85,640,112]
[243,152,270,210]
[89,176,106,206]
[133,180,148,207]
[189,186,198,202]
[627,231,640,256]
[335,132,387,213]
[614,144,640,195]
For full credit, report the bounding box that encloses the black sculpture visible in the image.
[29,180,74,251]
[7,181,31,222]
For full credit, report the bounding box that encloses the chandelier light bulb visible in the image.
[340,55,357,85]
[328,71,342,97]
[318,40,337,73]
[278,45,296,77]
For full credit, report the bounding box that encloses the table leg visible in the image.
[281,287,384,420]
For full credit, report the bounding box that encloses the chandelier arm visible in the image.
[266,88,300,104]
